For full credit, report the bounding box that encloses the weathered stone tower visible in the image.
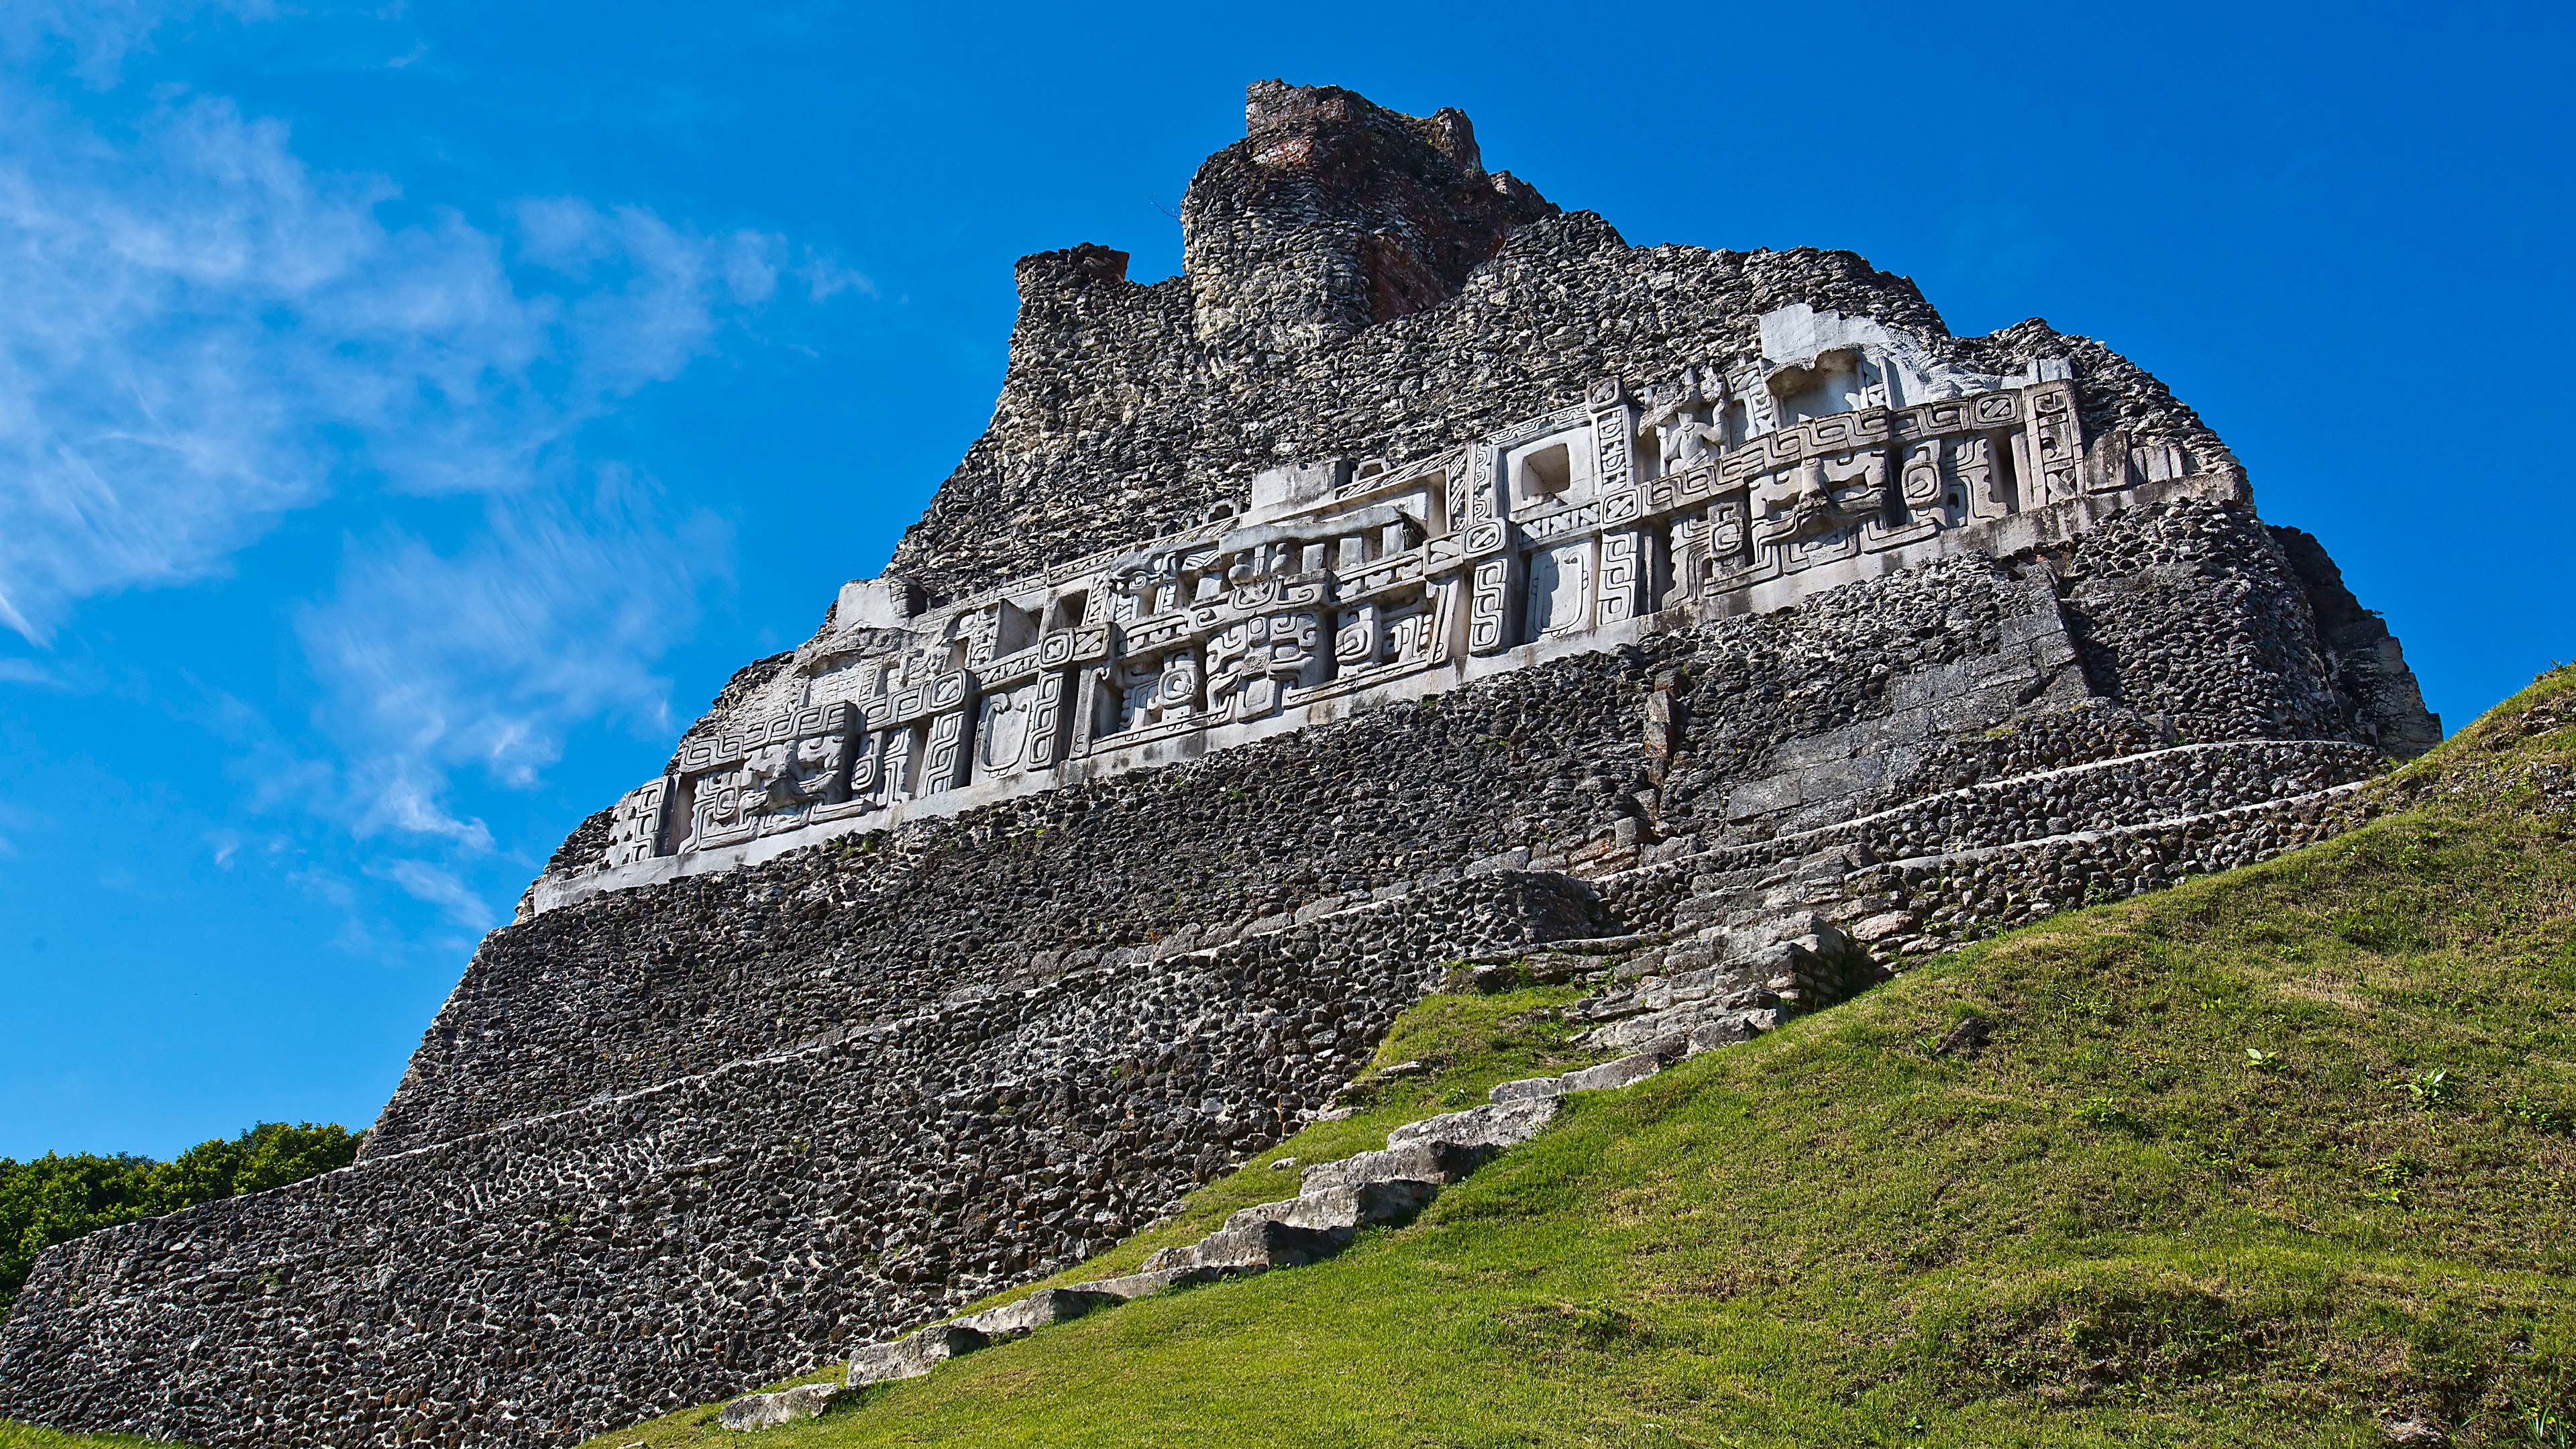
[0,81,2436,1448]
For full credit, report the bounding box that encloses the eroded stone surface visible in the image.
[847,1324,986,1389]
[716,1383,844,1431]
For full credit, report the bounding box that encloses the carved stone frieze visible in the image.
[548,317,2153,901]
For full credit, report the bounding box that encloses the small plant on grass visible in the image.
[2073,1096,2145,1135]
[2401,1067,2457,1112]
[2363,1155,2418,1206]
[2504,1091,2573,1133]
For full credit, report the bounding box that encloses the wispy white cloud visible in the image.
[0,85,851,645]
[294,466,728,845]
[0,1,278,87]
[370,859,496,933]
[0,7,858,959]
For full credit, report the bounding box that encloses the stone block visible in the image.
[1489,1048,1666,1104]
[1300,1139,1491,1193]
[1686,1017,1760,1055]
[1385,1097,1557,1152]
[1147,1218,1339,1273]
[1226,1177,1436,1236]
[1082,1266,1222,1301]
[718,1381,847,1431]
[951,1287,1120,1342]
[848,1323,989,1388]
[832,576,922,629]
[1554,1051,1669,1095]
[1725,773,1803,822]
[1850,911,1917,943]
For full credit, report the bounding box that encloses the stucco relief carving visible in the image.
[561,312,2163,883]
[672,702,861,852]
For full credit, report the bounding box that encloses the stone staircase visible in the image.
[715,1007,1718,1430]
[1597,737,2389,961]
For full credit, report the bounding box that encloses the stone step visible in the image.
[698,767,2392,1437]
[1083,1264,1228,1301]
[1224,1179,1438,1237]
[1489,1048,1668,1104]
[1568,961,1772,1023]
[1142,1217,1340,1274]
[847,1322,988,1389]
[1576,1002,1774,1053]
[1298,1138,1495,1194]
[1384,1097,1558,1153]
[1603,743,2383,945]
[1576,985,1782,1041]
[949,1286,1121,1342]
[717,1381,846,1430]
[761,922,1806,1435]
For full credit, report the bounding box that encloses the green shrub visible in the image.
[1,1122,361,1316]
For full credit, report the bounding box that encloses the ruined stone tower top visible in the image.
[882,79,1963,608]
[1181,80,1558,356]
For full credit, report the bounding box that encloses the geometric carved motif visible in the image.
[1208,611,1326,722]
[919,704,970,797]
[2029,383,2084,502]
[1333,602,1383,667]
[600,356,2100,871]
[1022,668,1071,771]
[1468,555,1516,655]
[602,779,670,868]
[1597,529,1644,627]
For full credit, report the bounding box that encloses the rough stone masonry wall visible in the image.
[365,502,2339,1160]
[0,499,2413,1449]
[372,496,2414,1162]
[0,871,1606,1449]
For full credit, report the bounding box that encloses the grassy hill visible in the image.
[13,667,2575,1449]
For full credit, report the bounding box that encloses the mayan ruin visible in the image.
[0,79,2453,1448]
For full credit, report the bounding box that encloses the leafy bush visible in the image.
[1,1122,360,1317]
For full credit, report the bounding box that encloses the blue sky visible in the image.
[1,2,2568,1160]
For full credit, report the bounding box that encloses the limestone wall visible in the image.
[370,496,2414,1161]
[377,517,2265,1159]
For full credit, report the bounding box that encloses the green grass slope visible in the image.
[596,667,2576,1449]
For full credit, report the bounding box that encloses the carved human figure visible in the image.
[1642,368,1727,476]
